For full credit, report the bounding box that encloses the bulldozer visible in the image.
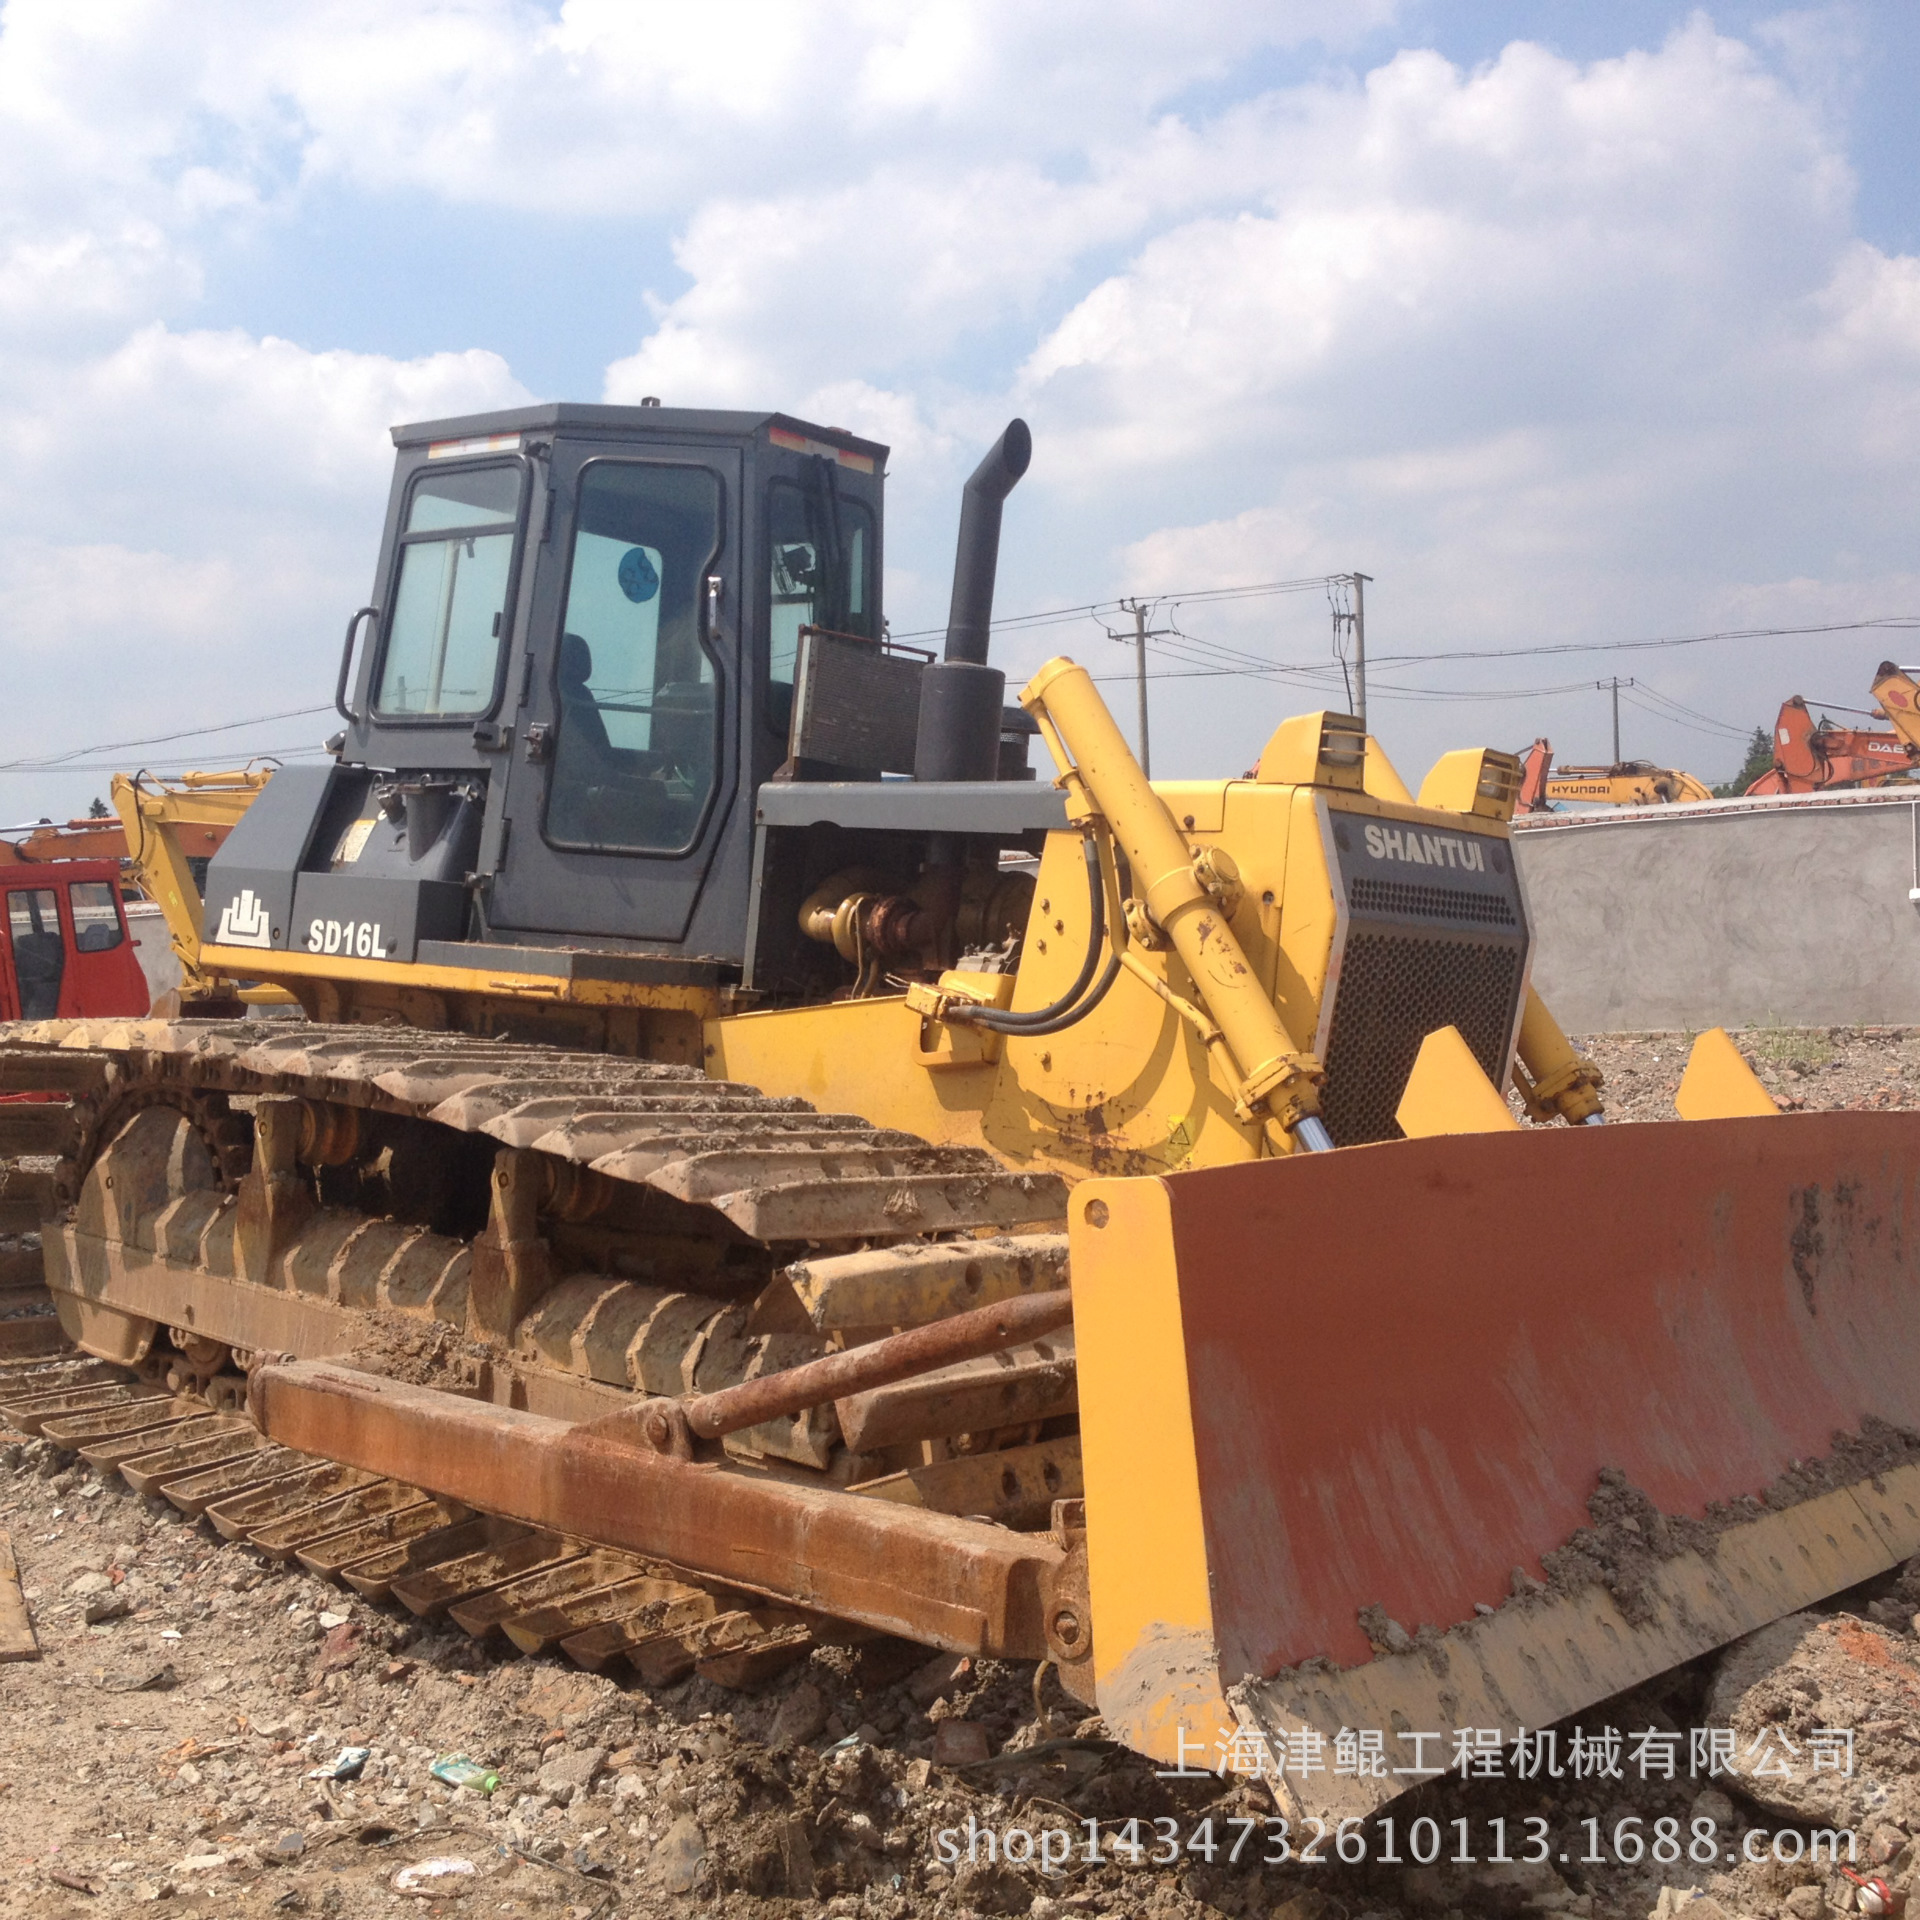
[5,404,1920,1824]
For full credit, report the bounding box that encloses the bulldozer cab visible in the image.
[308,406,886,956]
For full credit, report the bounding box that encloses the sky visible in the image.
[1,0,1918,824]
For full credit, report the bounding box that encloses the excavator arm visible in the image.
[109,769,283,1009]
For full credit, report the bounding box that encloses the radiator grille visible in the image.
[1320,932,1528,1146]
[1347,876,1517,928]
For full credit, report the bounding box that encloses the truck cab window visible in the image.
[545,461,722,855]
[6,887,64,1018]
[373,463,523,718]
[69,880,125,951]
[766,467,873,736]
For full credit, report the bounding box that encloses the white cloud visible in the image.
[0,326,527,809]
[1,2,1919,811]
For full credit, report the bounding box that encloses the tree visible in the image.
[1712,726,1774,798]
[87,796,110,818]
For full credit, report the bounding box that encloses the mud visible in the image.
[336,1314,492,1392]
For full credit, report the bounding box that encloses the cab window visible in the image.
[373,463,523,718]
[544,460,723,855]
[69,881,125,951]
[6,888,64,1019]
[766,467,874,736]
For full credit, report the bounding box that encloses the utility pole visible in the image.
[1352,573,1372,731]
[1120,598,1153,776]
[1598,676,1634,763]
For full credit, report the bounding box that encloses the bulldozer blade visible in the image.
[1070,1110,1920,1822]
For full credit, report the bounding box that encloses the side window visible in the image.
[6,888,65,1019]
[69,881,125,951]
[373,463,523,718]
[544,461,723,855]
[766,468,874,736]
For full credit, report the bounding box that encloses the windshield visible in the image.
[373,463,523,718]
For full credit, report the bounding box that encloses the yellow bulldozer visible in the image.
[4,406,1917,1825]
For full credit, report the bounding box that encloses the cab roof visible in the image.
[390,403,888,465]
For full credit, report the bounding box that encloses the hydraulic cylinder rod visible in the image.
[1514,985,1605,1124]
[1020,656,1330,1148]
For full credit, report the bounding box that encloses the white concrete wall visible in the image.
[1512,789,1920,1032]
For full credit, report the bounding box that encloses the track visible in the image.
[0,1335,829,1688]
[0,1017,1085,1675]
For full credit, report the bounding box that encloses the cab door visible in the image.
[62,876,151,1015]
[486,443,742,945]
[1,883,66,1020]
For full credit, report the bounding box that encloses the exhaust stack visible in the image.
[914,419,1031,783]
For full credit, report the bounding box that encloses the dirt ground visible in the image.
[1572,1025,1920,1122]
[4,1026,1920,1920]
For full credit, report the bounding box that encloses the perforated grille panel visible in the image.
[1346,877,1517,927]
[1317,803,1530,1146]
[1320,932,1528,1145]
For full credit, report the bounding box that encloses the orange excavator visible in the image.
[1745,662,1920,794]
[1516,739,1711,810]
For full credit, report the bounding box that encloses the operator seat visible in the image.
[557,633,613,756]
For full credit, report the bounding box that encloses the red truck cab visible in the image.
[0,860,152,1021]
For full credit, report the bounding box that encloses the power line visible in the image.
[0,746,322,775]
[1366,616,1920,668]
[0,705,333,772]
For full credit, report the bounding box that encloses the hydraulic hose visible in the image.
[971,952,1122,1037]
[947,833,1111,1033]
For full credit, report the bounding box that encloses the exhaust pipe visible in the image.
[914,419,1031,784]
[943,419,1032,667]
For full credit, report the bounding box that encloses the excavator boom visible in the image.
[1515,737,1710,808]
[1747,667,1920,794]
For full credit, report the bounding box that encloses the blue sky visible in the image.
[1,1,1917,820]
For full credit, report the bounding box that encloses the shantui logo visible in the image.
[213,888,273,949]
[1362,822,1488,873]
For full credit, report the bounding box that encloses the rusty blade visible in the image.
[1071,1109,1920,1817]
